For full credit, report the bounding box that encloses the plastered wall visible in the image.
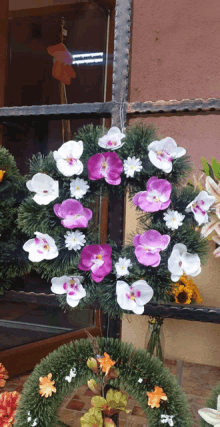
[122,0,220,366]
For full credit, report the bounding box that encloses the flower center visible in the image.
[107,140,117,146]
[172,217,176,221]
[156,150,172,162]
[179,261,182,267]
[43,244,50,251]
[144,246,149,252]
[192,200,205,216]
[43,190,48,193]
[76,186,80,190]
[96,254,102,260]
[66,156,77,166]
[177,290,189,304]
[130,292,135,300]
[102,162,107,170]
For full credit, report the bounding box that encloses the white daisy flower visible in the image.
[123,156,142,178]
[53,140,83,177]
[115,257,132,277]
[64,230,86,251]
[138,378,143,383]
[98,127,126,150]
[70,178,89,200]
[163,209,185,230]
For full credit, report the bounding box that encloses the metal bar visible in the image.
[143,303,220,324]
[127,98,220,114]
[176,360,184,387]
[0,102,113,119]
[0,319,73,333]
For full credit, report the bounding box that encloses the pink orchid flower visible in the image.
[133,230,170,267]
[53,199,92,229]
[132,177,172,212]
[78,244,112,282]
[87,152,123,185]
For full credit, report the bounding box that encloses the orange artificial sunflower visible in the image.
[39,373,56,398]
[146,386,167,408]
[97,353,115,375]
[0,364,9,388]
[0,391,20,427]
[0,171,5,183]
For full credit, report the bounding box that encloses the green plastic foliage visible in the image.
[105,389,129,414]
[81,407,103,427]
[14,338,193,427]
[201,156,220,180]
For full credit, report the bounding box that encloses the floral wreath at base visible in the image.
[14,337,193,427]
[198,382,220,427]
[17,123,210,316]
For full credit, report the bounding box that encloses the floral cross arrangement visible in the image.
[17,123,209,316]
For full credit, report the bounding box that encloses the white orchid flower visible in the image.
[26,173,59,205]
[115,257,132,277]
[168,243,201,282]
[98,127,125,150]
[198,395,220,426]
[65,367,77,383]
[51,275,86,307]
[23,232,58,262]
[116,280,153,314]
[148,137,186,173]
[185,191,215,226]
[53,140,83,176]
[160,415,174,426]
[123,156,142,177]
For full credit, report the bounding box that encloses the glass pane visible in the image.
[6,1,110,106]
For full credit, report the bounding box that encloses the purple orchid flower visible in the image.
[87,152,123,185]
[53,199,92,229]
[132,177,172,212]
[78,244,112,282]
[133,230,170,267]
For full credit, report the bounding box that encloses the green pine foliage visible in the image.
[14,338,193,427]
[0,147,31,294]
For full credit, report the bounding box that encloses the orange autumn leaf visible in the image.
[0,391,20,427]
[97,353,115,375]
[147,386,167,408]
[0,363,9,388]
[0,171,5,183]
[39,373,56,398]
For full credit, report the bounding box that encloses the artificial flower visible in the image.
[173,284,192,304]
[147,386,167,408]
[115,257,132,277]
[27,411,38,427]
[23,232,58,262]
[54,199,92,229]
[87,152,123,185]
[51,275,86,307]
[133,230,170,267]
[0,170,5,182]
[98,127,125,150]
[70,178,89,199]
[64,230,86,251]
[213,235,220,257]
[97,353,115,375]
[78,244,112,282]
[0,391,20,427]
[163,209,185,230]
[87,379,99,394]
[198,394,220,426]
[138,378,143,383]
[185,191,215,225]
[80,407,103,427]
[39,373,56,398]
[123,156,142,177]
[53,140,83,176]
[168,243,201,282]
[206,176,220,213]
[0,363,8,388]
[148,137,186,173]
[87,358,99,374]
[65,368,76,383]
[116,280,153,314]
[160,415,174,426]
[133,177,172,212]
[26,173,59,205]
[172,275,202,304]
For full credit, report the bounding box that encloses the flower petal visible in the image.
[51,276,70,294]
[132,280,154,305]
[198,408,220,426]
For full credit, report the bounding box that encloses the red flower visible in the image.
[0,364,9,388]
[0,391,20,427]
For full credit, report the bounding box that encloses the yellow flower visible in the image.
[39,373,56,398]
[147,386,167,408]
[174,285,192,304]
[172,275,202,304]
[97,353,115,375]
[0,171,5,182]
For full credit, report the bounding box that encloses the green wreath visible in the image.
[17,123,208,316]
[14,337,193,427]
